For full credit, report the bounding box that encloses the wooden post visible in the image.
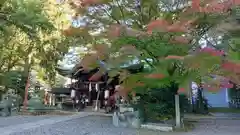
[175,94,181,129]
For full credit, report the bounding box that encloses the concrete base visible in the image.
[141,123,173,132]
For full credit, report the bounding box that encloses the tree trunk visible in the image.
[23,56,31,111]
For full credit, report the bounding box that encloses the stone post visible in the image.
[175,94,181,129]
[52,94,56,106]
[49,93,52,106]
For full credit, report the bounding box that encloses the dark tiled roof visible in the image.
[50,88,70,94]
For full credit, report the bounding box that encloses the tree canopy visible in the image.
[0,0,74,98]
[61,0,239,96]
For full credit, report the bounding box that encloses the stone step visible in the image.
[141,123,173,132]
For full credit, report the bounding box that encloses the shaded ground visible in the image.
[188,118,240,135]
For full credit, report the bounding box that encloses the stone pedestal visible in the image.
[0,99,12,117]
[112,105,141,128]
[27,96,46,113]
[57,103,63,109]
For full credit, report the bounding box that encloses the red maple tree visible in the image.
[63,0,240,96]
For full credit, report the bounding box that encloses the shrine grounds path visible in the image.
[1,112,240,135]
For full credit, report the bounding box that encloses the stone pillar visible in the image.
[44,91,48,105]
[52,94,56,106]
[49,93,52,106]
[175,94,181,129]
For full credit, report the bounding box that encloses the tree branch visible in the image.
[115,0,126,24]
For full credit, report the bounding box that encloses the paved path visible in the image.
[1,113,240,135]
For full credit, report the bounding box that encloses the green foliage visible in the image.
[0,0,73,90]
[134,82,189,122]
[0,71,29,99]
[1,0,54,38]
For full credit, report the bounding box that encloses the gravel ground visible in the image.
[1,114,240,135]
[0,115,60,128]
[8,116,139,135]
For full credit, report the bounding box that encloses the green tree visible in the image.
[0,0,73,98]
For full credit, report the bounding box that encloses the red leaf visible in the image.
[192,0,200,11]
[200,47,224,56]
[147,19,169,33]
[170,36,190,44]
[62,29,72,36]
[135,82,145,87]
[178,88,186,94]
[145,73,165,79]
[220,82,234,88]
[167,25,188,32]
[203,84,220,92]
[201,0,232,13]
[221,61,240,74]
[232,0,240,6]
[115,85,132,97]
[166,20,194,33]
[107,24,122,38]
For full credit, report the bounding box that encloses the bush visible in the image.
[134,82,189,122]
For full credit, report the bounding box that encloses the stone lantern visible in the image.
[0,96,12,117]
